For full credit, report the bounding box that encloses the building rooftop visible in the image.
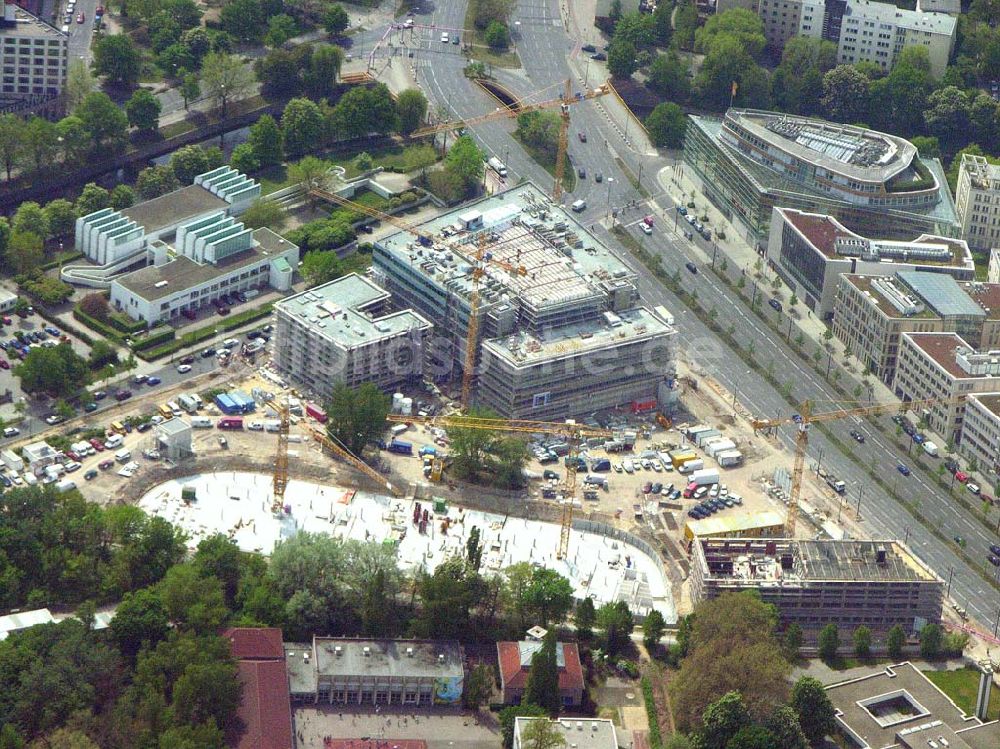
[155,417,192,438]
[846,0,958,35]
[0,608,54,641]
[497,641,585,693]
[514,718,618,749]
[968,392,1000,419]
[482,306,674,367]
[275,273,432,348]
[1,6,68,40]
[121,184,228,235]
[231,659,293,749]
[826,661,1000,749]
[0,288,16,304]
[324,742,427,749]
[962,281,1000,320]
[695,539,941,584]
[312,639,464,679]
[841,275,940,320]
[283,643,318,695]
[113,228,294,302]
[685,511,785,538]
[902,332,980,379]
[376,182,638,315]
[896,271,984,319]
[224,627,285,660]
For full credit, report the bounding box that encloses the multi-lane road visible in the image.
[350,1,1000,630]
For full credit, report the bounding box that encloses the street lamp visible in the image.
[605,177,614,219]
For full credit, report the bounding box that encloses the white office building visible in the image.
[955,154,1000,254]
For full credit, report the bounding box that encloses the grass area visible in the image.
[258,143,440,194]
[825,656,891,671]
[513,134,576,194]
[159,120,197,139]
[340,250,374,276]
[462,0,521,69]
[923,668,1000,721]
[596,707,622,726]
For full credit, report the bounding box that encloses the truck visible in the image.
[716,449,743,468]
[591,457,611,472]
[689,468,720,486]
[677,458,704,474]
[419,445,437,457]
[669,449,697,469]
[217,417,244,430]
[826,475,847,494]
[391,424,409,437]
[305,402,328,423]
[922,441,939,457]
[178,394,199,413]
[190,416,213,428]
[388,439,413,455]
[487,156,508,178]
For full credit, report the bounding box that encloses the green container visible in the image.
[433,498,447,514]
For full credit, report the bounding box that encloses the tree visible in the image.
[853,625,872,658]
[230,143,260,174]
[282,97,324,157]
[818,623,839,662]
[770,37,837,116]
[193,534,244,606]
[13,342,89,396]
[919,622,943,659]
[886,624,906,659]
[516,110,561,158]
[112,587,171,660]
[575,597,596,639]
[500,704,548,749]
[79,292,110,321]
[172,659,241,728]
[65,59,95,111]
[596,600,634,656]
[396,88,428,136]
[158,563,229,634]
[240,199,286,230]
[220,0,268,41]
[265,13,297,48]
[326,382,391,456]
[200,52,255,116]
[23,117,59,174]
[76,183,111,216]
[646,102,687,148]
[126,89,162,133]
[502,563,575,632]
[5,230,44,275]
[695,8,766,58]
[485,20,510,50]
[821,65,872,124]
[695,36,771,111]
[327,83,397,139]
[519,719,567,749]
[473,0,516,29]
[136,165,181,200]
[303,44,344,100]
[970,92,1000,145]
[323,3,349,35]
[169,145,211,184]
[179,72,201,110]
[725,726,777,749]
[289,156,330,202]
[643,609,666,649]
[88,339,119,368]
[524,631,561,714]
[911,135,940,158]
[248,114,283,167]
[653,0,673,44]
[669,593,790,732]
[869,47,934,135]
[57,116,90,166]
[614,11,657,48]
[43,199,77,239]
[790,676,836,746]
[923,86,972,150]
[93,34,142,86]
[411,556,486,640]
[607,37,638,79]
[464,663,494,711]
[76,92,129,150]
[647,52,691,102]
[783,623,803,659]
[0,113,20,181]
[444,134,485,190]
[701,691,751,749]
[13,202,49,240]
[763,706,808,749]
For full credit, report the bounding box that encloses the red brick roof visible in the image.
[232,659,293,749]
[497,641,585,692]
[781,209,856,258]
[324,741,427,749]
[224,627,285,660]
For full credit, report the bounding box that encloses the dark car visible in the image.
[595,172,603,183]
[581,43,597,53]
[768,298,782,312]
[201,348,216,359]
[543,469,559,480]
[93,390,106,401]
[84,469,98,481]
[944,458,959,473]
[146,376,161,386]
[897,463,911,476]
[578,166,586,179]
[98,459,114,470]
[84,402,98,412]
[591,52,607,61]
[686,261,698,274]
[849,429,866,443]
[991,544,1000,556]
[217,307,231,316]
[179,355,195,365]
[990,555,1000,566]
[136,422,152,433]
[651,482,663,494]
[114,390,132,401]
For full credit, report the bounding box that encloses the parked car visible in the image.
[84,402,98,412]
[114,390,132,401]
[769,298,783,312]
[84,469,98,481]
[176,364,192,374]
[77,12,84,23]
[2,427,19,438]
[590,52,606,61]
[90,438,105,451]
[146,376,161,386]
[955,470,968,483]
[201,348,216,358]
[0,359,8,370]
[581,43,596,52]
[44,414,66,425]
[640,223,653,235]
[967,482,981,495]
[179,355,195,365]
[98,459,114,470]
[578,131,587,142]
[93,390,106,400]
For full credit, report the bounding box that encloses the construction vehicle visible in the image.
[752,395,966,537]
[387,412,612,558]
[309,426,404,498]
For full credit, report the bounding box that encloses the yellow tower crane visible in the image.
[752,395,966,536]
[387,413,613,558]
[271,402,291,513]
[309,426,405,498]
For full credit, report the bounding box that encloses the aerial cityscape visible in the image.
[2,0,1000,748]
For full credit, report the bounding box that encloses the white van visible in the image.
[22,471,37,486]
[571,199,587,212]
[104,434,124,449]
[167,401,182,417]
[115,448,132,463]
[55,479,77,493]
[190,416,213,428]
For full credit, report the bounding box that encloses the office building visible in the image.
[832,271,1000,385]
[497,640,585,707]
[837,0,956,79]
[513,718,619,749]
[690,538,943,637]
[273,274,433,401]
[284,638,464,707]
[372,183,676,419]
[223,628,293,749]
[767,207,973,320]
[21,440,59,474]
[955,393,1000,475]
[892,332,1000,444]
[0,607,55,641]
[0,3,67,115]
[826,661,1000,749]
[955,153,1000,254]
[685,110,959,250]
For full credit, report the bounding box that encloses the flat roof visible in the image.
[902,332,976,379]
[121,184,227,234]
[841,275,940,320]
[685,511,785,537]
[697,539,940,583]
[514,718,618,749]
[276,273,432,347]
[0,288,16,303]
[312,639,463,679]
[482,306,673,367]
[224,627,285,660]
[826,661,999,749]
[896,271,984,318]
[1,7,68,40]
[961,281,1000,320]
[283,643,318,695]
[376,182,637,313]
[968,392,1000,419]
[0,608,54,640]
[113,229,293,302]
[847,0,958,34]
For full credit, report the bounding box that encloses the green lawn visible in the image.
[462,0,521,69]
[923,668,1000,721]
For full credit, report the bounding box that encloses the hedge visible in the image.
[39,251,84,272]
[132,326,176,352]
[74,307,125,344]
[219,303,273,330]
[136,303,273,361]
[109,312,147,334]
[641,676,663,749]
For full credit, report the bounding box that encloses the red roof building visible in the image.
[223,628,293,749]
[497,640,585,707]
[324,741,427,749]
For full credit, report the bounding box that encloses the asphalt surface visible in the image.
[352,2,1000,631]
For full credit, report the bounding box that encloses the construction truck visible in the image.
[825,475,847,494]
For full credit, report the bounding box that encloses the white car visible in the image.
[2,427,19,438]
[441,32,449,42]
[613,463,623,473]
[640,223,653,235]
[150,414,165,425]
[651,461,662,472]
[63,461,82,473]
[176,364,192,373]
[709,483,719,498]
[622,460,634,474]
